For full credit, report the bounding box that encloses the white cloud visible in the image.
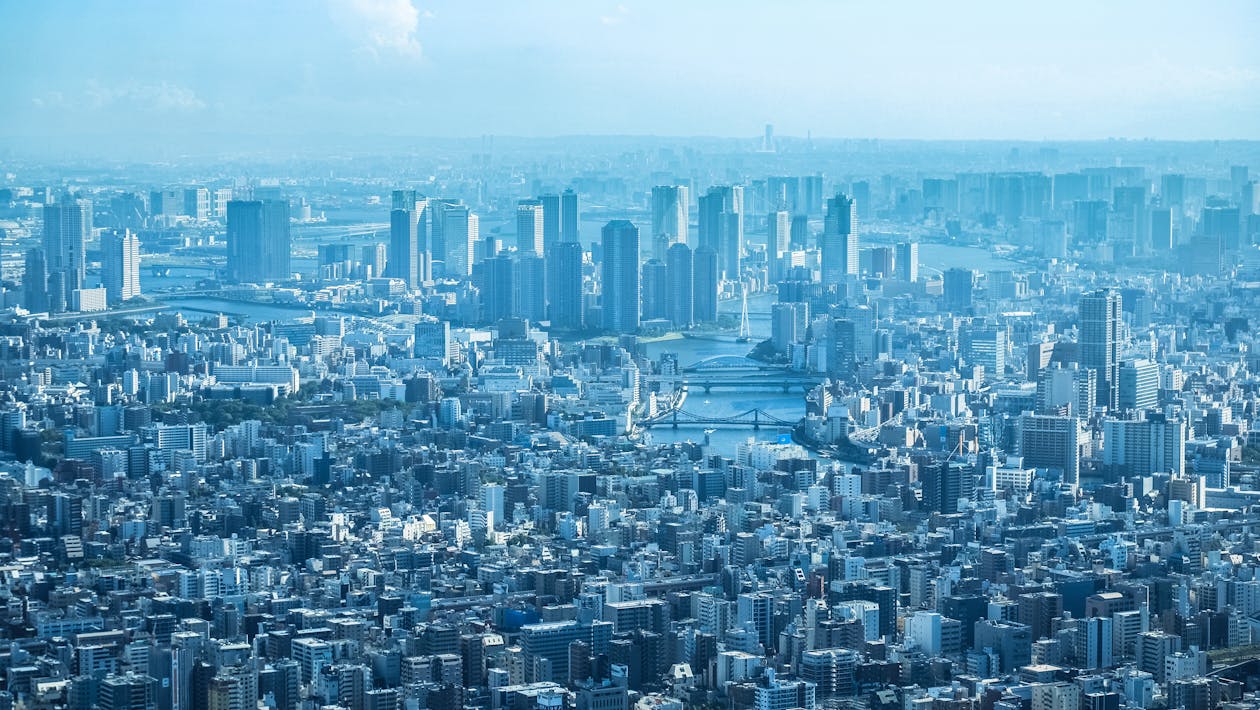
[329,0,423,59]
[600,4,629,26]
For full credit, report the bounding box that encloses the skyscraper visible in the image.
[540,193,562,252]
[440,203,478,276]
[23,248,49,313]
[476,255,515,323]
[561,189,579,243]
[601,220,640,334]
[666,243,694,329]
[42,198,91,301]
[1149,207,1173,251]
[821,193,858,285]
[698,185,743,279]
[641,259,668,321]
[895,242,919,282]
[227,199,291,282]
[692,246,719,324]
[101,229,141,302]
[513,255,547,323]
[517,199,544,256]
[1080,288,1121,411]
[546,241,584,330]
[427,196,461,271]
[767,210,790,280]
[651,185,689,250]
[387,202,427,289]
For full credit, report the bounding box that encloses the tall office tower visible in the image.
[391,189,419,210]
[23,248,50,313]
[943,268,975,312]
[651,185,690,251]
[226,199,291,282]
[513,255,547,323]
[601,220,640,333]
[546,241,584,330]
[692,246,719,324]
[641,259,669,321]
[1149,207,1174,251]
[540,193,562,251]
[895,242,919,282]
[1102,413,1186,478]
[802,176,824,214]
[561,189,579,243]
[821,193,858,285]
[101,229,141,302]
[1160,174,1186,209]
[849,181,872,219]
[767,210,790,274]
[387,203,427,289]
[698,185,744,279]
[477,255,515,323]
[789,214,809,249]
[1113,186,1147,249]
[1072,200,1109,244]
[1080,288,1122,411]
[766,210,791,255]
[665,243,694,328]
[42,198,91,300]
[1202,206,1242,251]
[426,196,461,270]
[440,204,478,276]
[517,199,545,256]
[1017,414,1084,487]
[766,176,798,211]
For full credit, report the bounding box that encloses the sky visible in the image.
[2,0,1258,149]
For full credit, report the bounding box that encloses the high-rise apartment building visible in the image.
[651,185,690,251]
[101,229,141,302]
[601,220,640,334]
[546,241,584,330]
[42,198,91,301]
[227,199,291,283]
[561,189,579,243]
[1080,288,1122,410]
[821,193,858,284]
[517,200,545,256]
[666,243,694,328]
[698,185,743,279]
[692,246,719,324]
[895,241,919,282]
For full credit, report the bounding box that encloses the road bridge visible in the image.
[638,407,797,429]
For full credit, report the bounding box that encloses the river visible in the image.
[147,242,1021,458]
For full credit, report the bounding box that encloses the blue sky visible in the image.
[2,0,1258,144]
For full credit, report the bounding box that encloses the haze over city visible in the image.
[2,0,1259,158]
[5,3,1260,710]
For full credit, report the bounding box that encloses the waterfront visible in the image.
[147,242,1022,458]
